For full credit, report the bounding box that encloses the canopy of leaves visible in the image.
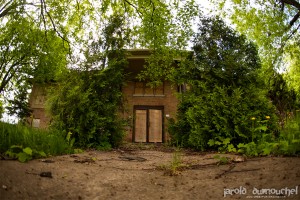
[1,0,199,120]
[210,0,300,94]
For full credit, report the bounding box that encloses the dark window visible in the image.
[133,82,164,96]
[177,84,187,93]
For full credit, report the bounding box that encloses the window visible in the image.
[32,119,40,128]
[177,84,186,93]
[177,83,190,93]
[133,82,164,96]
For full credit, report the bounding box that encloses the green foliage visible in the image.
[0,122,73,161]
[211,0,300,98]
[47,63,127,149]
[5,145,47,163]
[211,0,299,60]
[169,16,278,151]
[208,137,237,153]
[238,112,300,156]
[268,72,298,127]
[284,42,300,95]
[47,16,128,149]
[6,82,32,123]
[0,16,68,121]
[0,17,68,93]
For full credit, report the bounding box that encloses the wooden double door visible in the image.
[134,106,164,143]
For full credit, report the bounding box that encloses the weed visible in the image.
[158,149,187,176]
[213,155,230,165]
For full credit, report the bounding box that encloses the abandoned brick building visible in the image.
[29,49,183,143]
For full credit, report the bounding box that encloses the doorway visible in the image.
[134,106,164,143]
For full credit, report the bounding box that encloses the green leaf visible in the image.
[262,146,272,156]
[17,152,32,163]
[208,139,215,146]
[227,144,236,152]
[223,138,231,145]
[23,147,33,156]
[66,132,72,142]
[255,126,267,132]
[9,145,23,153]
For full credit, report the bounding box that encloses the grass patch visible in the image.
[0,122,74,161]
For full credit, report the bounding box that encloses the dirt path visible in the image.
[1,148,300,200]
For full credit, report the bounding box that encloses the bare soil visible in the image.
[1,145,300,200]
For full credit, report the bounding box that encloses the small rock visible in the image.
[41,159,55,163]
[40,172,53,178]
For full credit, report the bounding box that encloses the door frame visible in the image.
[133,105,164,143]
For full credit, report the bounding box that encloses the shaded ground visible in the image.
[1,145,300,200]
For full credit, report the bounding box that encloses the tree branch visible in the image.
[287,23,300,40]
[0,55,26,93]
[0,0,16,18]
[289,11,300,26]
[0,45,11,72]
[41,0,70,52]
[280,0,300,10]
[123,0,143,18]
[0,1,38,18]
[280,0,300,26]
[40,0,48,40]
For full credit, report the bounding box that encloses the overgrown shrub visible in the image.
[169,16,278,151]
[46,15,130,149]
[47,55,127,149]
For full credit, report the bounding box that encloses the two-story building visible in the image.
[29,49,182,143]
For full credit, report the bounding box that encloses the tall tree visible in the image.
[0,0,71,119]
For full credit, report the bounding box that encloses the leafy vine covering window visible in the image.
[134,82,164,96]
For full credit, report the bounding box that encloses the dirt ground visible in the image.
[1,145,300,200]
